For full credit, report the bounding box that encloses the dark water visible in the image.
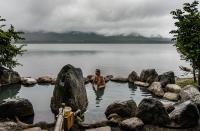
[1,44,189,123]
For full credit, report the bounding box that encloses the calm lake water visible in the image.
[2,44,190,123]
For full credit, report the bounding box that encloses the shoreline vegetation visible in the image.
[20,31,172,44]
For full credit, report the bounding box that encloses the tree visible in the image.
[170,1,200,86]
[0,16,25,69]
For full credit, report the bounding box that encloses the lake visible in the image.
[3,44,190,123]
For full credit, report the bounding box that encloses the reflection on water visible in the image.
[84,81,153,123]
[0,84,21,101]
[0,84,55,123]
[92,86,105,106]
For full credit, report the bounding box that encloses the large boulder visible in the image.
[105,100,137,118]
[179,85,200,101]
[165,84,181,93]
[148,82,164,97]
[0,66,21,86]
[157,71,175,87]
[50,64,88,114]
[169,100,200,128]
[163,92,179,101]
[119,117,144,131]
[0,98,34,118]
[140,69,158,84]
[128,71,139,83]
[179,85,200,112]
[136,98,170,126]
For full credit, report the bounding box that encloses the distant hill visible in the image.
[21,31,172,43]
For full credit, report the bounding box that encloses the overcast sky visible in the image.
[0,0,197,37]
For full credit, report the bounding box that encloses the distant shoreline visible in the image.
[18,42,174,44]
[19,31,173,44]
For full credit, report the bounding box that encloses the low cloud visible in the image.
[0,0,196,37]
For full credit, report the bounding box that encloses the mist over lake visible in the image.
[15,43,189,78]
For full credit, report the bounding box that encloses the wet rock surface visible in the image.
[105,100,137,118]
[51,64,88,113]
[166,84,181,93]
[179,85,200,111]
[163,92,179,101]
[119,117,144,131]
[148,82,164,97]
[157,71,175,87]
[0,67,21,86]
[169,100,200,128]
[134,81,149,87]
[179,85,200,101]
[0,121,23,131]
[0,98,34,118]
[136,98,170,126]
[37,76,55,84]
[110,76,128,83]
[140,69,158,84]
[128,71,139,83]
[163,103,175,113]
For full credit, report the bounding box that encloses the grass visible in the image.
[176,78,198,87]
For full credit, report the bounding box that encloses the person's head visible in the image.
[95,69,101,76]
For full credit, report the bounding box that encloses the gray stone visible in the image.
[179,85,200,112]
[110,76,128,83]
[105,100,137,118]
[0,66,20,86]
[179,85,200,101]
[86,126,111,131]
[163,92,179,101]
[157,71,175,87]
[107,113,122,123]
[136,98,170,126]
[148,82,164,97]
[140,69,158,84]
[21,77,37,86]
[0,98,34,118]
[134,81,149,87]
[51,64,88,114]
[169,100,200,128]
[0,121,22,131]
[37,76,55,84]
[23,127,42,131]
[166,84,181,93]
[163,103,175,113]
[128,71,139,83]
[120,117,144,131]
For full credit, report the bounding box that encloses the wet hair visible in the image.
[96,69,100,73]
